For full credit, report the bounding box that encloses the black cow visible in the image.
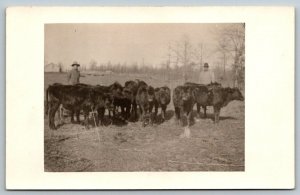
[173,86,195,127]
[147,85,156,115]
[153,86,171,122]
[46,84,113,130]
[136,85,156,126]
[184,82,221,118]
[211,87,244,123]
[71,83,116,123]
[124,79,148,121]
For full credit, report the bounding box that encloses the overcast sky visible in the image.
[45,23,232,69]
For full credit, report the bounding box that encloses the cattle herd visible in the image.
[45,79,244,130]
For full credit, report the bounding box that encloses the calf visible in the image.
[147,85,156,115]
[211,87,244,123]
[173,86,195,127]
[153,86,171,121]
[93,82,123,118]
[124,79,148,121]
[74,83,115,124]
[46,84,113,129]
[136,85,157,126]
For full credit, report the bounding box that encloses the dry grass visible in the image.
[44,72,244,172]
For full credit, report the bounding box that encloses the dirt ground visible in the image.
[44,72,244,172]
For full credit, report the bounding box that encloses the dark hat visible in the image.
[71,61,80,67]
[204,63,209,68]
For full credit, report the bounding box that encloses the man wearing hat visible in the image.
[67,61,81,85]
[199,62,215,84]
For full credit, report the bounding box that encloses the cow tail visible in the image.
[45,86,49,115]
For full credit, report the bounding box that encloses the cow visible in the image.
[184,82,221,118]
[63,83,115,124]
[45,84,113,130]
[173,85,195,127]
[147,85,156,115]
[153,86,171,122]
[124,79,148,121]
[211,87,244,123]
[135,85,156,127]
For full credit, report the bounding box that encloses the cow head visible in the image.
[159,91,168,105]
[147,86,155,102]
[103,93,114,111]
[122,88,133,100]
[159,87,170,105]
[110,82,123,98]
[181,87,192,102]
[231,88,244,101]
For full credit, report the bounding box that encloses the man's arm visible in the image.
[211,72,215,83]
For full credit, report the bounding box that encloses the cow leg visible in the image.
[154,104,159,122]
[139,106,143,122]
[213,106,221,123]
[141,106,149,127]
[109,109,113,119]
[217,109,220,123]
[57,105,64,124]
[203,106,207,118]
[97,108,105,126]
[174,107,180,123]
[161,105,166,122]
[49,101,60,130]
[76,110,80,123]
[112,106,117,119]
[187,111,193,127]
[149,102,153,113]
[70,111,75,124]
[148,103,154,123]
[180,108,185,127]
[120,106,125,119]
[125,104,131,120]
[196,104,201,118]
[130,102,138,121]
[48,104,54,129]
[83,111,90,128]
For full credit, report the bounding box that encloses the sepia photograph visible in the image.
[44,23,245,172]
[6,6,294,189]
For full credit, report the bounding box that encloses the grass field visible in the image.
[44,72,245,172]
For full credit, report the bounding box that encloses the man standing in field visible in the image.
[199,62,215,84]
[67,62,81,85]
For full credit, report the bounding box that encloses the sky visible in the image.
[45,23,234,69]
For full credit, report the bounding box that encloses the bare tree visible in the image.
[58,62,63,73]
[168,35,195,81]
[215,24,245,88]
[192,42,204,71]
[89,59,98,71]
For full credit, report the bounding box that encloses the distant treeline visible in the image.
[79,63,244,89]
